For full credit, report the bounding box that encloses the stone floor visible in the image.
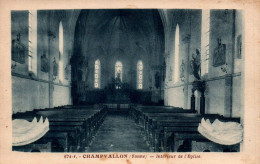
[87,114,151,152]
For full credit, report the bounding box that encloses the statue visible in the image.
[115,72,122,89]
[191,49,201,80]
[180,60,185,81]
[190,49,206,114]
[41,53,49,73]
[53,57,58,76]
[12,33,25,64]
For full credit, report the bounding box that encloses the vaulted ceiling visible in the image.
[73,9,165,59]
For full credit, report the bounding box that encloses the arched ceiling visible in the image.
[73,9,165,59]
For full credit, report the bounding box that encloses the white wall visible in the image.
[164,10,243,118]
[12,76,49,113]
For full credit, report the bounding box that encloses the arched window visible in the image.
[28,10,37,75]
[59,21,64,82]
[115,61,123,82]
[174,24,180,83]
[201,9,210,76]
[137,60,143,89]
[94,60,101,88]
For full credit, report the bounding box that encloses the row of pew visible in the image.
[129,105,240,152]
[12,105,107,152]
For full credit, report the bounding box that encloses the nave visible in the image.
[87,114,150,152]
[11,9,244,153]
[12,104,241,153]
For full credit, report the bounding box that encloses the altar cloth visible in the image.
[198,118,243,145]
[12,116,49,146]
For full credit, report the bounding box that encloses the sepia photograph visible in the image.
[11,8,244,153]
[0,0,259,164]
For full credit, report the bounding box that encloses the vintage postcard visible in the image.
[0,0,259,164]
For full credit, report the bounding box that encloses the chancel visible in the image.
[11,9,244,152]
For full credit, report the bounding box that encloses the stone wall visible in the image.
[11,10,79,113]
[164,9,243,117]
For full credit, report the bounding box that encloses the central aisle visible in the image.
[87,114,151,152]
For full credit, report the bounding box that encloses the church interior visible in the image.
[11,9,244,152]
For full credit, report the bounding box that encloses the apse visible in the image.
[72,9,165,91]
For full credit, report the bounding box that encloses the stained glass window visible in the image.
[137,60,143,89]
[115,61,123,81]
[94,60,100,88]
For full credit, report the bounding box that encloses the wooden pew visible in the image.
[131,105,240,152]
[13,141,52,152]
[129,105,196,140]
[13,112,86,152]
[146,114,239,152]
[12,105,107,152]
[129,105,195,124]
[162,117,240,152]
[36,107,107,151]
[128,105,195,149]
[144,114,218,148]
[43,132,69,152]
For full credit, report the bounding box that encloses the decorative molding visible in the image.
[65,65,71,80]
[53,57,58,80]
[213,38,226,67]
[180,60,185,82]
[41,52,49,73]
[11,33,26,64]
